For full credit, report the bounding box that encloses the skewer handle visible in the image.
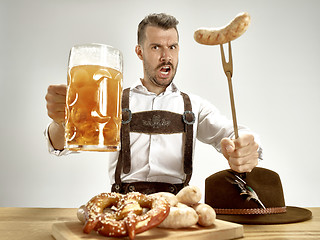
[226,72,239,139]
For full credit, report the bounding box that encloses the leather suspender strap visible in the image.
[180,92,195,186]
[114,88,131,189]
[120,88,131,174]
[114,150,123,190]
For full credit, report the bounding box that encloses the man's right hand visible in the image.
[45,84,67,123]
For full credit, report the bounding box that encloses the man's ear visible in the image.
[135,45,143,60]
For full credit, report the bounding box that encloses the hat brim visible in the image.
[216,206,312,225]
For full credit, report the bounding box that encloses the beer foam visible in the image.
[69,43,123,72]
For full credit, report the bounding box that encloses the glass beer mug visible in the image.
[65,43,123,151]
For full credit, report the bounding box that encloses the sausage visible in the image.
[157,203,199,229]
[192,203,216,227]
[194,12,251,45]
[77,205,87,224]
[149,192,179,207]
[176,186,202,206]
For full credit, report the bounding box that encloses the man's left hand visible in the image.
[220,134,259,173]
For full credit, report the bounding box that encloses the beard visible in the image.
[143,61,178,88]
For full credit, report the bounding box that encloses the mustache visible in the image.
[156,62,174,69]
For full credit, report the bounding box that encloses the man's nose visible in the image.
[160,49,172,62]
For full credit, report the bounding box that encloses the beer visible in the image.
[65,64,123,151]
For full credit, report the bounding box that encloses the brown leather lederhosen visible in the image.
[111,88,195,194]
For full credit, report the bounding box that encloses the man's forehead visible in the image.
[144,26,179,43]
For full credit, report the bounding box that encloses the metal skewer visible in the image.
[220,42,239,139]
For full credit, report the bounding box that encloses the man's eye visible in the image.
[170,45,176,50]
[152,46,159,50]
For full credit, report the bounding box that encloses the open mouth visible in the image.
[159,65,171,76]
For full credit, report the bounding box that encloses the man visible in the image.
[45,13,262,194]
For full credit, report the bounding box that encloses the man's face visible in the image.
[137,26,179,89]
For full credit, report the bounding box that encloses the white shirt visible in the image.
[45,81,262,184]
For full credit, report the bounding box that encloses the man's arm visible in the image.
[195,95,262,173]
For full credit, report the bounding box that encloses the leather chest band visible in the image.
[129,110,185,134]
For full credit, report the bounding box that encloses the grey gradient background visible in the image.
[1,0,319,207]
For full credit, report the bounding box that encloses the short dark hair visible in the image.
[137,13,179,44]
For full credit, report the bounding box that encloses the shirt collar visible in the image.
[131,79,179,96]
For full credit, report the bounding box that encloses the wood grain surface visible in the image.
[0,207,318,240]
[52,219,243,240]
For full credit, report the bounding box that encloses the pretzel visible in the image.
[82,192,170,240]
[194,12,251,45]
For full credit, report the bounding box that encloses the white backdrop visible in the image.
[1,0,319,208]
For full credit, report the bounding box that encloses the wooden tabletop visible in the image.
[0,207,318,239]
